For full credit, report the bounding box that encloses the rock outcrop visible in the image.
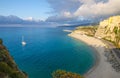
[95,16,120,47]
[0,39,27,78]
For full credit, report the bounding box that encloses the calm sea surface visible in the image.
[0,27,95,78]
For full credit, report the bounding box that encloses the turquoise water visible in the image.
[0,27,95,78]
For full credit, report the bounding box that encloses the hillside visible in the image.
[72,25,98,36]
[72,16,120,48]
[0,39,27,78]
[95,16,120,47]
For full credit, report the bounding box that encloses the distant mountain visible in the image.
[0,15,97,27]
[0,15,23,24]
[0,15,46,25]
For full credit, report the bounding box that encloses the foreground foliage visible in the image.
[0,39,27,78]
[52,70,84,78]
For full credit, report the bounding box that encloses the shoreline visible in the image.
[69,34,101,76]
[68,33,102,77]
[68,32,120,78]
[84,46,100,76]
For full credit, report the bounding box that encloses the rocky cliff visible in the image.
[0,39,27,78]
[95,16,120,47]
[71,15,120,47]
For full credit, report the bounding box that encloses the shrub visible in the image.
[0,72,7,78]
[10,71,25,78]
[0,62,13,74]
[52,70,83,78]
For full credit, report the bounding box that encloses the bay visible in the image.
[0,27,95,78]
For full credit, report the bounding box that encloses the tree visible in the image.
[52,70,83,78]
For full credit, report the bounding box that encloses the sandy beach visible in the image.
[69,32,120,78]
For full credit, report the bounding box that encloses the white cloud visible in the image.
[46,0,120,24]
[74,0,120,18]
[24,17,33,21]
[47,0,81,13]
[63,12,72,18]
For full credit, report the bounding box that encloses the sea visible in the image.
[0,26,95,78]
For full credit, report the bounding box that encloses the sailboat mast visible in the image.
[21,36,26,46]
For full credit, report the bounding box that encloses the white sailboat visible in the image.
[21,36,26,46]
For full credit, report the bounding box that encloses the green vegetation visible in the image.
[76,25,98,36]
[0,62,26,78]
[98,16,120,48]
[113,26,120,47]
[52,70,83,78]
[0,39,27,78]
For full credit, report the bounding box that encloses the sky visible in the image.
[0,0,120,26]
[0,0,51,20]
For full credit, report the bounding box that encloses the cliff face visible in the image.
[95,16,120,47]
[70,15,120,47]
[0,39,27,78]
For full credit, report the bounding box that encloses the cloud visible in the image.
[74,0,120,18]
[1,0,120,26]
[24,17,34,21]
[47,0,81,14]
[46,0,120,25]
[46,0,82,24]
